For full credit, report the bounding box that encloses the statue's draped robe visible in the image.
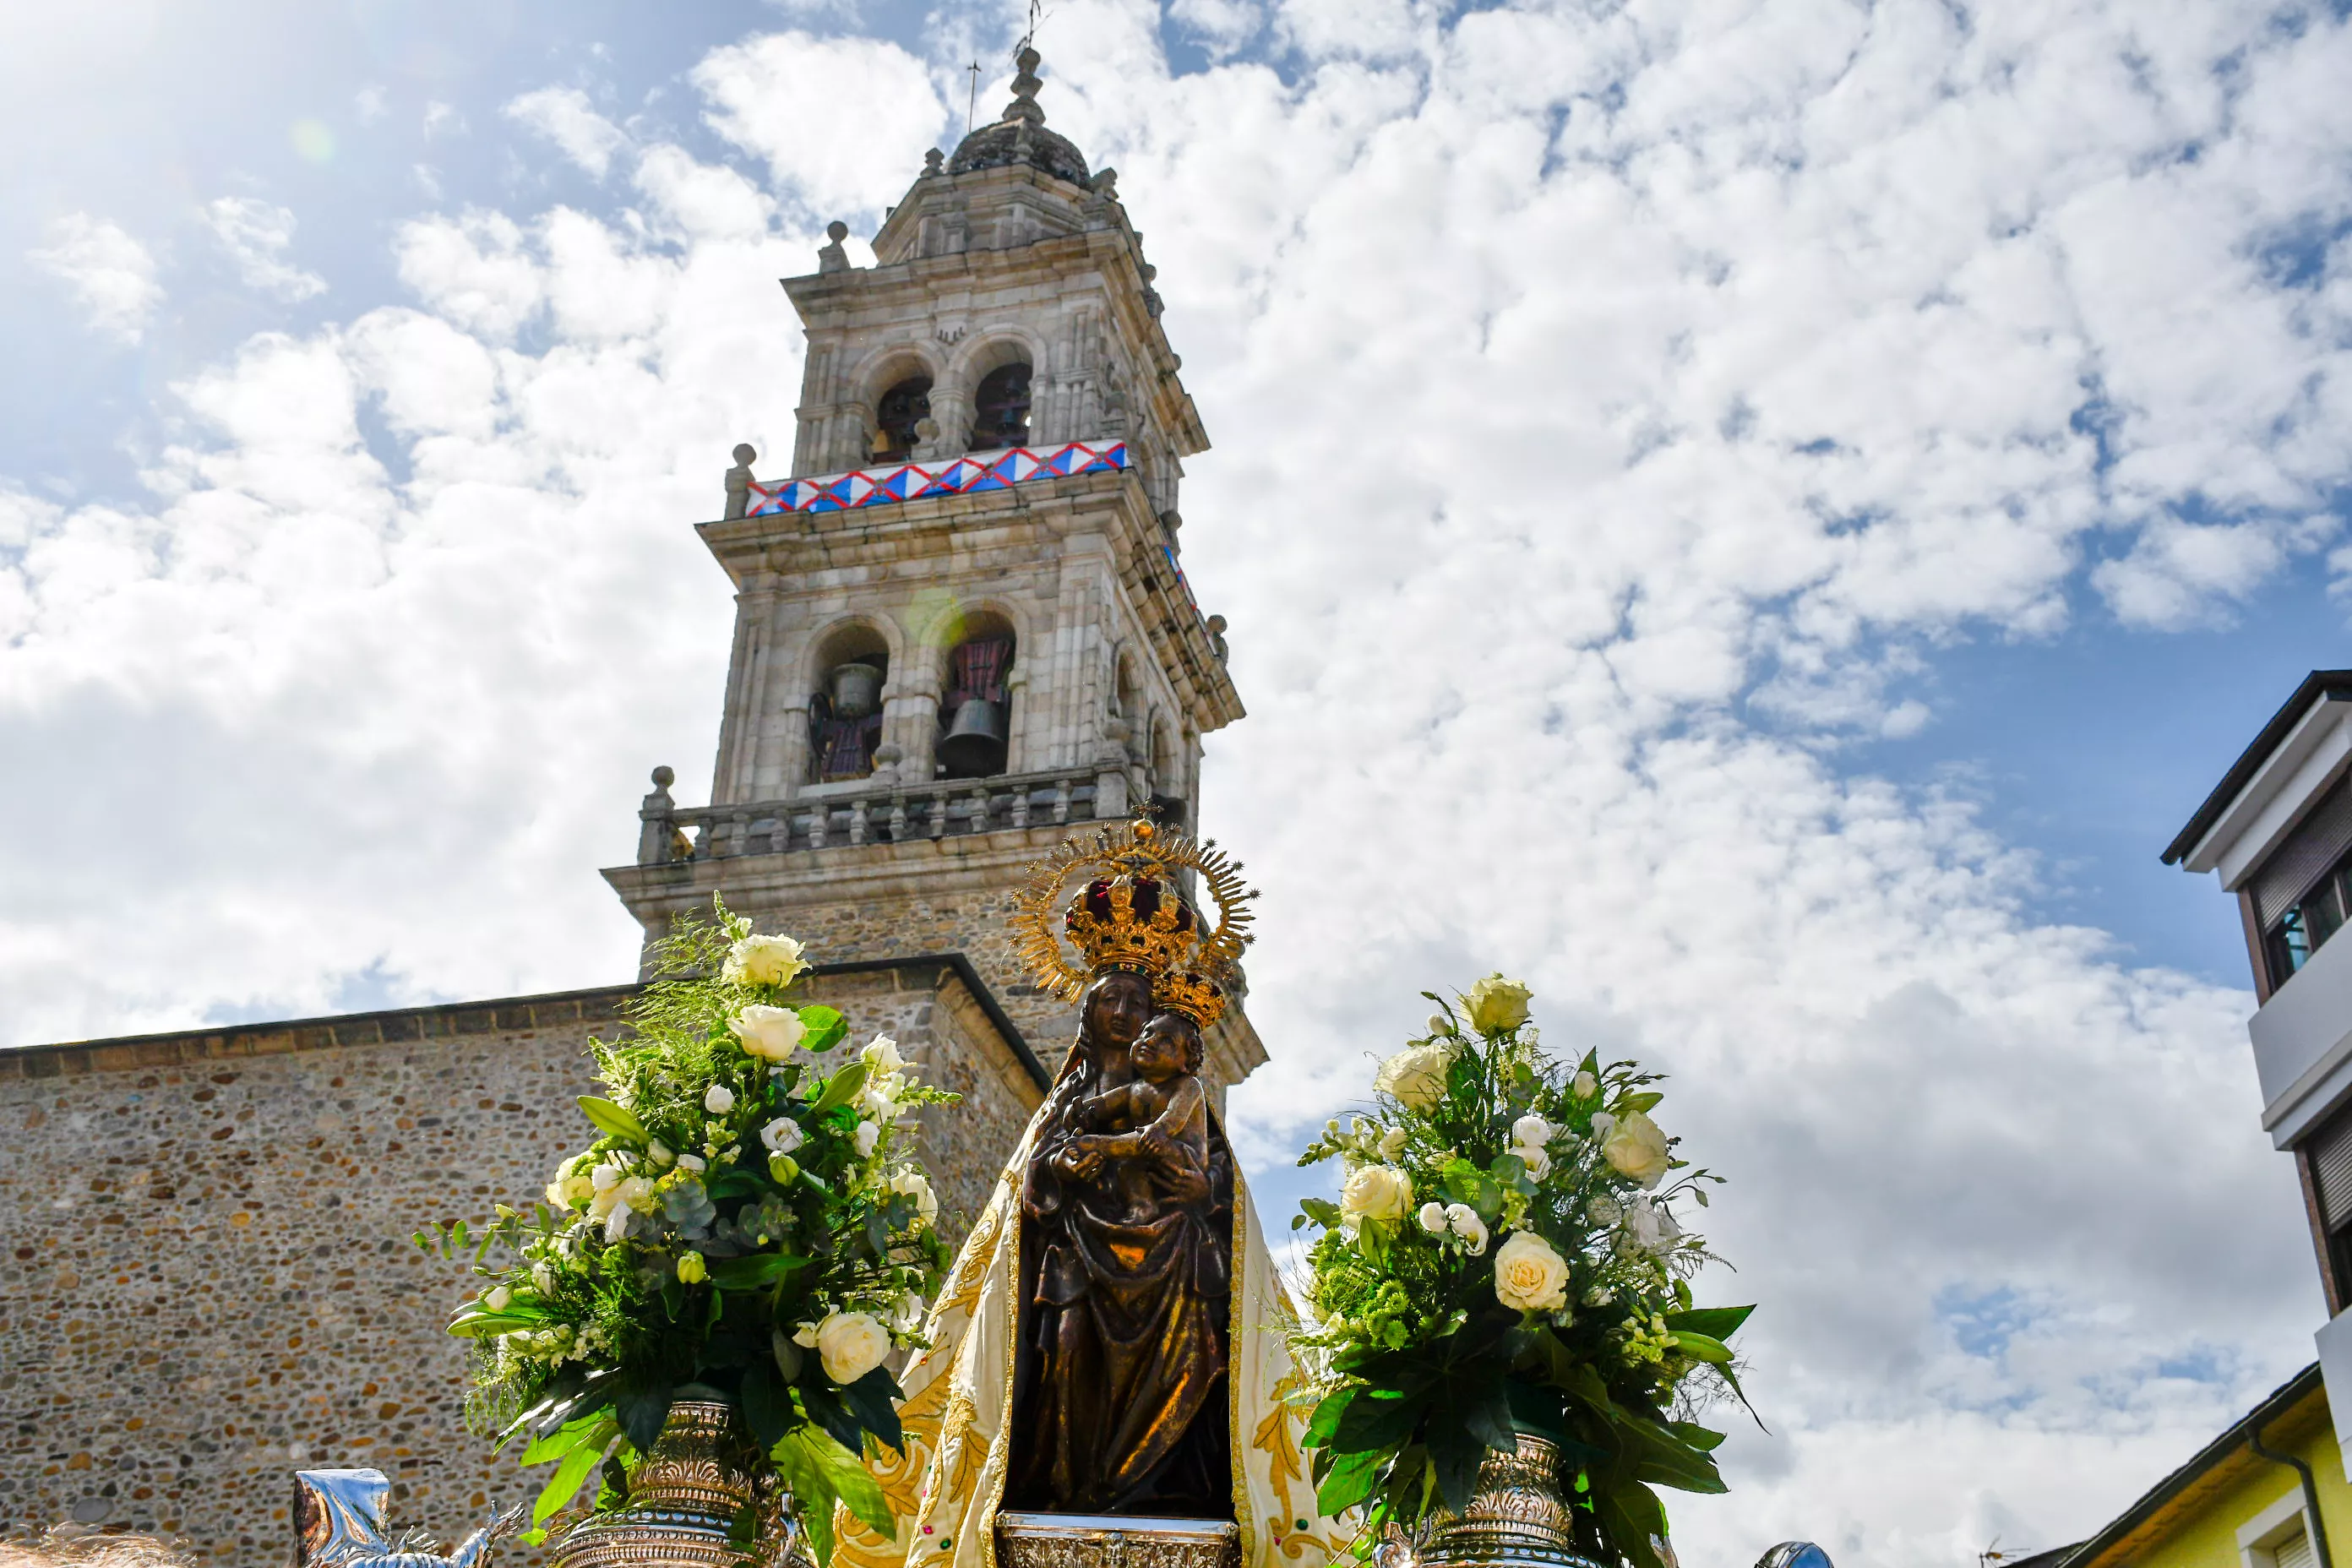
[836,1079,1352,1568]
[1007,1047,1232,1515]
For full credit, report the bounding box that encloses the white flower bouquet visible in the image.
[1289,976,1752,1568]
[417,901,956,1561]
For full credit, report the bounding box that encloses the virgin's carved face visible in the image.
[1081,970,1152,1054]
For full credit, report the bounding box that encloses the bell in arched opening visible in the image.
[937,632,1015,777]
[870,374,933,464]
[969,362,1032,451]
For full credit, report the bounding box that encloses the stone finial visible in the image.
[1159,509,1183,537]
[1004,46,1046,125]
[651,765,676,791]
[923,147,945,175]
[818,219,851,273]
[1091,167,1119,200]
[640,767,684,865]
[724,444,757,519]
[1205,614,1229,663]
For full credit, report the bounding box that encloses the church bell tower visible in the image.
[603,50,1260,1087]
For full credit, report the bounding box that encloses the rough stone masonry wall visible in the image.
[0,966,1041,1560]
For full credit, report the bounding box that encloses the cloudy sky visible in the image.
[8,0,2351,1560]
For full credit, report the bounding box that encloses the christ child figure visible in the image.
[1067,1010,1209,1216]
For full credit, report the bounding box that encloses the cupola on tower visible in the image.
[603,51,1258,1087]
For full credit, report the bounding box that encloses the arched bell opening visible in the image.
[937,610,1016,779]
[969,362,1032,452]
[870,374,933,465]
[1149,714,1187,830]
[808,623,890,783]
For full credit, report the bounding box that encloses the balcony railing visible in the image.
[640,765,1108,865]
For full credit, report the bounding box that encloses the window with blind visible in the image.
[2257,776,2352,987]
[2307,1104,2352,1306]
[2274,1527,2317,1568]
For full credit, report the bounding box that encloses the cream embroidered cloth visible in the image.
[836,1118,1353,1568]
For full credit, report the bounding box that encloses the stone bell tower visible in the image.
[602,50,1260,1088]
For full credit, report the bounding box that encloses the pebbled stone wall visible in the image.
[0,962,1043,1561]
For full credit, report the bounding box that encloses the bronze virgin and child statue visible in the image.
[835,819,1352,1568]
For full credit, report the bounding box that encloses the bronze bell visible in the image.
[828,662,885,720]
[937,697,1008,777]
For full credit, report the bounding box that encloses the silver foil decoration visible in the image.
[293,1467,522,1568]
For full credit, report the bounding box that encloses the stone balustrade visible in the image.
[640,765,1110,864]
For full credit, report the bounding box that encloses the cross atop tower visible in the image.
[603,57,1260,1088]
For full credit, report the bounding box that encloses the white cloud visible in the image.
[692,31,949,216]
[504,85,629,180]
[27,213,163,345]
[202,196,327,302]
[7,3,2352,1564]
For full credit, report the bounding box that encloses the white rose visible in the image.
[704,1083,735,1115]
[678,1153,706,1173]
[600,1176,654,1242]
[647,1141,675,1168]
[1572,1070,1598,1100]
[1416,1200,1449,1233]
[1516,1144,1552,1182]
[814,1309,891,1385]
[890,1169,939,1227]
[1511,1114,1554,1149]
[792,1321,820,1348]
[724,933,808,988]
[863,1086,899,1121]
[1425,1014,1451,1037]
[1375,1042,1456,1110]
[484,1285,512,1311]
[1464,974,1533,1035]
[731,1005,808,1063]
[760,1117,805,1155]
[1602,1110,1671,1190]
[1340,1164,1413,1223]
[1625,1195,1682,1256]
[853,1121,881,1158]
[1493,1231,1571,1313]
[591,1162,623,1192]
[1590,1111,1616,1140]
[1377,1126,1409,1160]
[1444,1203,1490,1257]
[863,1035,906,1075]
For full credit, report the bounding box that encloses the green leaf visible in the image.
[448,1309,543,1338]
[779,1424,895,1543]
[798,1005,848,1054]
[1662,1304,1755,1342]
[1315,1447,1386,1516]
[1298,1197,1342,1231]
[810,1059,870,1117]
[616,1386,672,1455]
[705,1252,808,1291]
[534,1438,609,1524]
[1618,1092,1663,1114]
[1333,1389,1427,1454]
[1667,1422,1727,1454]
[1666,1331,1733,1364]
[520,1413,618,1467]
[579,1096,648,1144]
[840,1365,907,1454]
[1304,1387,1358,1451]
[742,1361,793,1451]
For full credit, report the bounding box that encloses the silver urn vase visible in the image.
[1414,1434,1606,1568]
[550,1401,790,1568]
